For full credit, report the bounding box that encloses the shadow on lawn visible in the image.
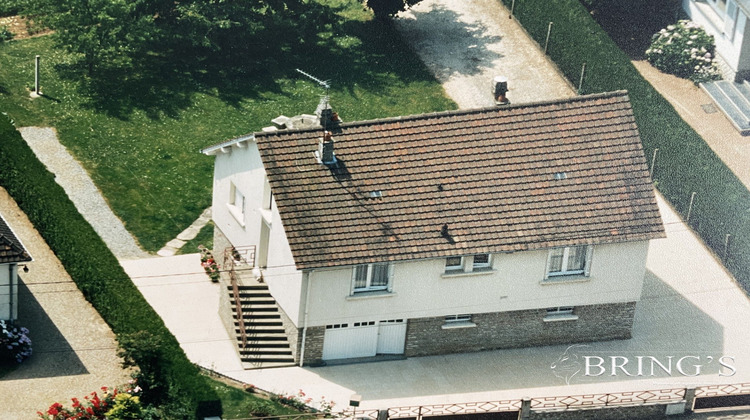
[51,1,441,121]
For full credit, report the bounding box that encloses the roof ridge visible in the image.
[253,91,631,138]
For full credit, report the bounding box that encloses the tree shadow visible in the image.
[50,1,445,121]
[585,0,681,60]
[0,279,87,380]
[393,3,503,81]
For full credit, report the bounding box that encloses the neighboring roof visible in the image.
[0,214,31,264]
[253,91,664,270]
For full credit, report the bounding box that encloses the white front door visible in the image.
[322,321,378,360]
[376,319,406,354]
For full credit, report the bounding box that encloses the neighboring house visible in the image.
[0,213,32,322]
[201,91,665,366]
[683,0,750,80]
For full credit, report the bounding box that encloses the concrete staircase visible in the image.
[229,284,296,368]
[701,80,750,135]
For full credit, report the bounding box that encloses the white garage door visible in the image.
[376,319,406,354]
[322,321,378,360]
[322,319,407,360]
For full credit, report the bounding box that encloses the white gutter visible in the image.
[298,270,313,367]
[200,134,255,155]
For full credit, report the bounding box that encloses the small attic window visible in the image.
[553,172,568,180]
[369,191,382,198]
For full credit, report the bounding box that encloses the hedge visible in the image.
[0,114,220,418]
[501,0,750,291]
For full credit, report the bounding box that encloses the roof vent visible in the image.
[318,131,337,165]
[553,172,567,180]
[369,191,382,199]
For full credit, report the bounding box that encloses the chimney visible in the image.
[493,75,510,106]
[318,131,336,165]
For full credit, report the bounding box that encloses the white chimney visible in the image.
[318,131,336,165]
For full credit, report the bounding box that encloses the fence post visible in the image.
[520,397,531,419]
[686,192,697,223]
[578,63,587,93]
[650,148,659,177]
[509,0,516,19]
[377,409,389,420]
[544,22,553,54]
[684,387,696,413]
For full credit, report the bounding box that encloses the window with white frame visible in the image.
[472,253,491,270]
[352,263,392,293]
[546,307,574,316]
[545,245,592,278]
[444,314,472,323]
[445,256,464,272]
[228,182,245,222]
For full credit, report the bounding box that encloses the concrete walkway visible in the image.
[395,0,575,109]
[0,187,131,420]
[122,193,750,411]
[19,127,149,260]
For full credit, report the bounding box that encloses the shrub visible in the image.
[105,393,145,420]
[0,25,13,42]
[646,20,721,83]
[37,386,137,420]
[247,399,277,417]
[0,115,220,417]
[0,320,32,364]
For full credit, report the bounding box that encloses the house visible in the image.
[0,213,32,322]
[683,0,750,80]
[201,91,665,366]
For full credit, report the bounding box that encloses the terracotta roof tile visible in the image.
[255,91,665,269]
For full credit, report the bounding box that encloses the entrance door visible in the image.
[376,319,406,354]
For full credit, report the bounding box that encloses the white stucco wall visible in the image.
[210,140,303,325]
[683,0,750,76]
[0,264,16,320]
[303,241,650,327]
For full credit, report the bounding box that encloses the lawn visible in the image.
[500,0,750,291]
[0,0,456,252]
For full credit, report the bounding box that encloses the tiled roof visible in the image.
[0,214,31,264]
[256,91,664,270]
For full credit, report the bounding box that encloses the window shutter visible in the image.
[350,267,356,295]
[387,264,394,292]
[725,0,738,40]
[584,245,594,277]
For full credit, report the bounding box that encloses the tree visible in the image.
[366,0,423,19]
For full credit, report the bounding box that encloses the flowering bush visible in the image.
[37,384,143,420]
[0,319,32,364]
[271,389,336,414]
[645,20,722,83]
[198,245,220,282]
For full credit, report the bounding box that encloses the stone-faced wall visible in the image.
[405,302,635,357]
[301,326,325,366]
[529,403,666,420]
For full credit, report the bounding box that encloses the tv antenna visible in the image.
[296,68,330,94]
[296,68,337,130]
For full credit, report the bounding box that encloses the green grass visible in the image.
[501,0,750,291]
[210,379,305,419]
[178,221,214,256]
[0,0,455,253]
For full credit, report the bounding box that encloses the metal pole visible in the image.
[650,148,659,176]
[724,234,731,260]
[510,0,516,19]
[544,22,553,55]
[34,55,40,95]
[686,192,697,223]
[578,62,587,93]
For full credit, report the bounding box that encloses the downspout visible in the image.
[299,270,313,367]
[8,264,14,321]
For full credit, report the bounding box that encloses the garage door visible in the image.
[376,319,406,354]
[322,321,378,360]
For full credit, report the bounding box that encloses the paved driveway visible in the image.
[0,188,130,420]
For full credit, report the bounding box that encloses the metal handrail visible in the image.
[224,247,249,350]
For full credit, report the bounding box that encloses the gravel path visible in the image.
[0,187,131,420]
[19,127,149,260]
[395,0,575,109]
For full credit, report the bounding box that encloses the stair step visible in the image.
[232,313,280,319]
[234,332,289,341]
[240,348,294,355]
[234,292,273,299]
[241,357,296,364]
[229,285,270,291]
[233,306,279,313]
[236,340,291,348]
[701,80,750,134]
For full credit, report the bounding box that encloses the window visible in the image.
[228,182,245,224]
[544,306,578,322]
[352,263,392,293]
[472,254,491,270]
[545,245,592,278]
[546,307,574,316]
[445,256,464,272]
[445,314,472,323]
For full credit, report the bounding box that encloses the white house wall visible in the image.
[211,141,303,326]
[304,240,650,327]
[683,0,750,76]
